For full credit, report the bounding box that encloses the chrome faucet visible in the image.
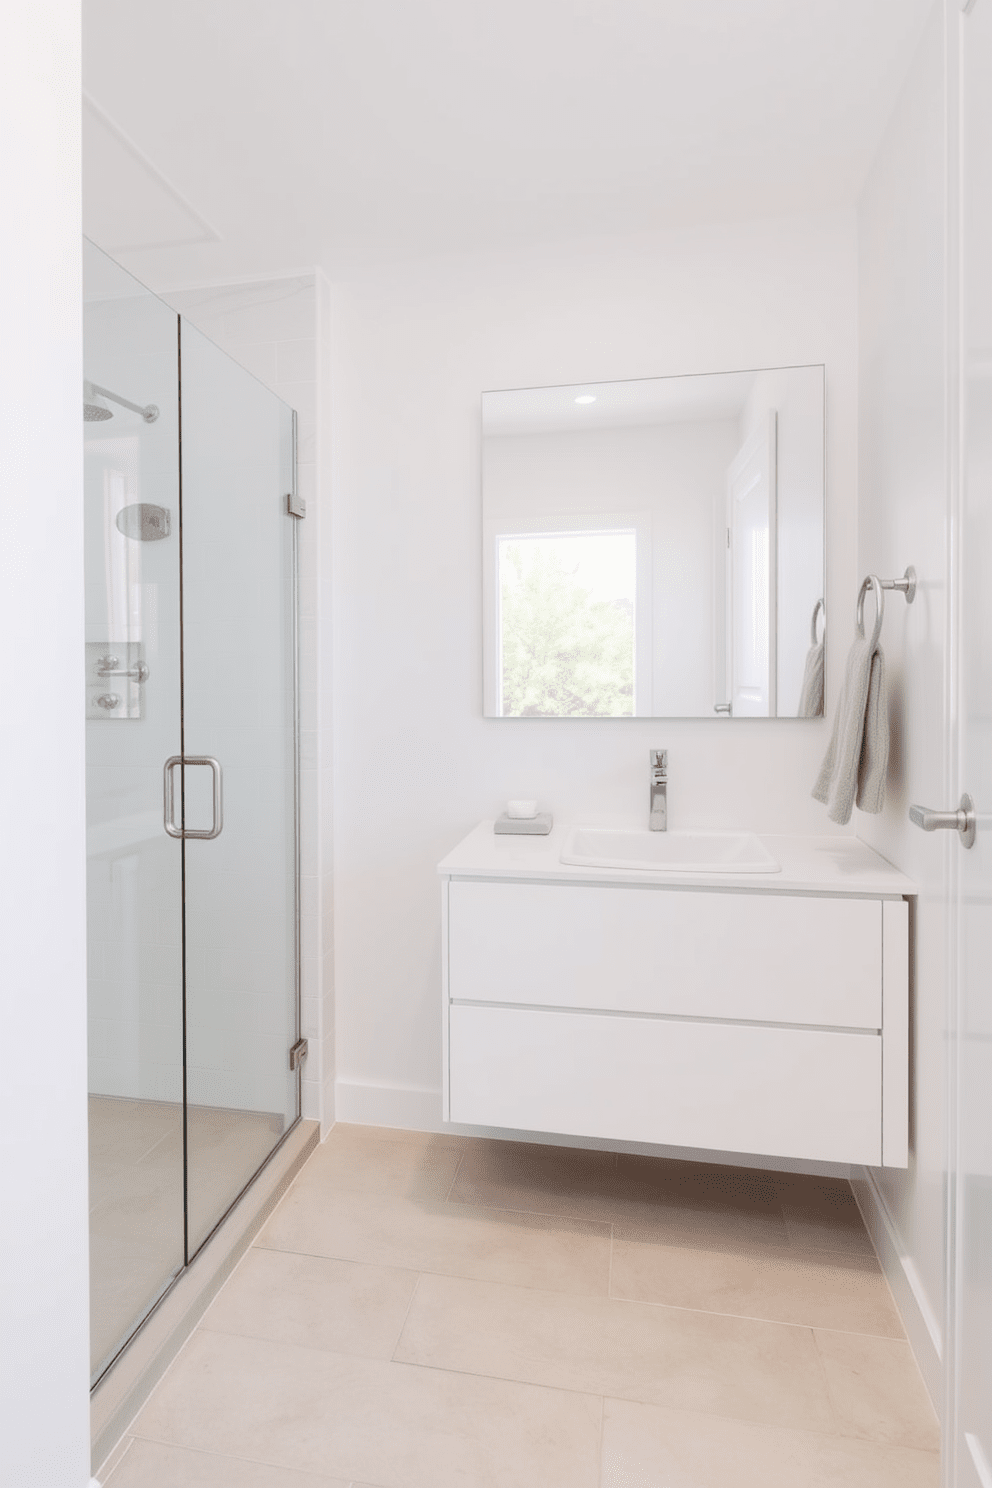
[649,749,668,831]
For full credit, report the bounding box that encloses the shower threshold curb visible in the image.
[91,1117,319,1480]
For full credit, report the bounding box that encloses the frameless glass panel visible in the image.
[178,319,298,1257]
[83,240,184,1380]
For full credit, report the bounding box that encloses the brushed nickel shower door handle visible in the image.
[163,755,224,840]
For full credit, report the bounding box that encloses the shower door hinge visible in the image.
[287,492,306,518]
[289,1038,309,1071]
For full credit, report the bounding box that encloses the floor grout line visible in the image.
[441,1147,465,1202]
[390,1271,425,1361]
[196,1248,906,1345]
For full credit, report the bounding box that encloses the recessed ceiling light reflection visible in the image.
[574,394,596,404]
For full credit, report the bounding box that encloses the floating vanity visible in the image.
[438,823,915,1168]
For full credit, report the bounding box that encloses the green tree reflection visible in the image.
[500,542,634,716]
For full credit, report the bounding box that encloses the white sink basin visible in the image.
[559,826,780,874]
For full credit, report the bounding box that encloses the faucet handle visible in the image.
[650,749,668,774]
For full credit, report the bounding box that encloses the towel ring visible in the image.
[810,598,825,646]
[856,567,917,651]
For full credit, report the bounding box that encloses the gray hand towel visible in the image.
[812,635,889,825]
[798,641,824,717]
[856,646,888,813]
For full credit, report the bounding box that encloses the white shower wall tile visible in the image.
[167,278,316,348]
[302,1075,322,1122]
[228,341,280,386]
[301,785,320,880]
[276,338,316,384]
[274,379,316,427]
[301,995,321,1041]
[297,459,317,508]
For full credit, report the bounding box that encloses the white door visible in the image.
[951,3,992,1482]
[727,412,777,717]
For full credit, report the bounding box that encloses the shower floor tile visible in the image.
[89,1096,285,1377]
[99,1124,941,1488]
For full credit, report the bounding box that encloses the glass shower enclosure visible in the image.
[84,240,301,1382]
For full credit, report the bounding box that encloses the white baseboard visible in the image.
[851,1167,943,1416]
[334,1079,442,1130]
[332,1079,853,1178]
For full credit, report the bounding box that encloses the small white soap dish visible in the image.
[494,812,553,836]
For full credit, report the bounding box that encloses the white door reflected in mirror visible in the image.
[482,364,824,719]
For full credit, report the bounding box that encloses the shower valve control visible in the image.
[97,655,150,684]
[86,641,148,720]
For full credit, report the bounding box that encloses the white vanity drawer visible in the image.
[448,1004,883,1166]
[448,879,882,1029]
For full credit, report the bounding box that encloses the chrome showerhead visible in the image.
[83,381,113,421]
[83,378,159,424]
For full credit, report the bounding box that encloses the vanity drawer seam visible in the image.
[445,872,907,901]
[449,997,880,1037]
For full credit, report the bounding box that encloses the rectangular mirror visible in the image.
[482,364,825,719]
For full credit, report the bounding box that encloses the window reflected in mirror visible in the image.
[482,365,825,719]
[498,529,637,717]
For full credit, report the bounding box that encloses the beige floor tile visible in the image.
[201,1248,418,1359]
[89,1152,186,1371]
[90,1243,183,1374]
[601,1397,941,1488]
[450,1141,796,1252]
[615,1154,783,1208]
[88,1096,182,1165]
[88,1156,160,1214]
[104,1438,352,1487]
[611,1230,904,1335]
[134,1328,602,1488]
[814,1329,941,1451]
[394,1271,835,1433]
[768,1172,862,1204]
[612,1195,792,1256]
[89,1101,286,1375]
[295,1131,464,1202]
[89,1155,185,1247]
[781,1188,876,1257]
[258,1184,612,1295]
[447,1137,620,1220]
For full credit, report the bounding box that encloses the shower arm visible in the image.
[89,380,159,423]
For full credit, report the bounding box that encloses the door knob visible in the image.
[908,793,976,848]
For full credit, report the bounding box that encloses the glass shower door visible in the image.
[83,241,185,1379]
[177,319,300,1256]
[85,241,301,1381]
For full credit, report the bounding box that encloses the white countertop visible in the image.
[438,820,916,897]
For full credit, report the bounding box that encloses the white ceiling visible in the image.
[82,0,935,286]
[484,370,761,436]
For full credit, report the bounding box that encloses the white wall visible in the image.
[329,211,859,1129]
[853,0,949,1412]
[0,1,91,1483]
